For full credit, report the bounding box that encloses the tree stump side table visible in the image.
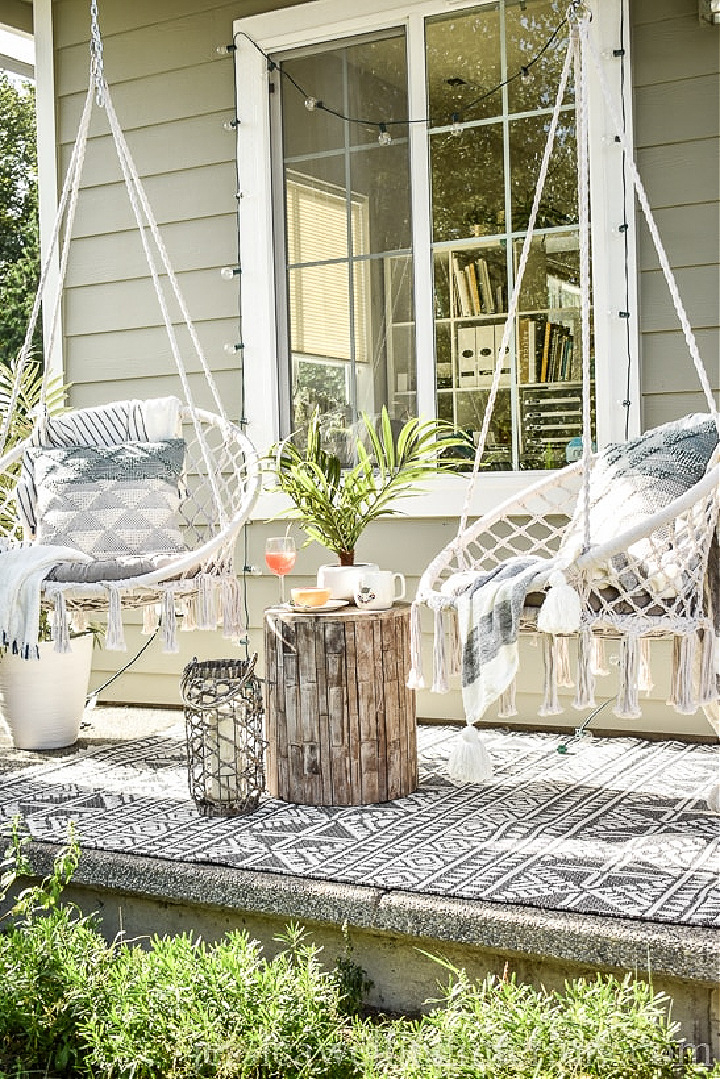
[264,604,417,806]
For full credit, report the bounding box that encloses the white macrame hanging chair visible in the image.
[0,1,261,654]
[411,7,720,785]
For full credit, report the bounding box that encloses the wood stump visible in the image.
[264,604,417,806]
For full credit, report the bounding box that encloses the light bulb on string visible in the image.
[519,65,532,82]
[378,123,392,145]
[451,112,462,137]
[304,96,318,111]
[220,266,242,280]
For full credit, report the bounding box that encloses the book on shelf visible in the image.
[477,257,495,314]
[539,320,552,382]
[466,262,482,316]
[452,255,472,317]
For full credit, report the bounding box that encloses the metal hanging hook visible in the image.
[90,0,106,107]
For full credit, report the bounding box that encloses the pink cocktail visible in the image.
[265,536,296,603]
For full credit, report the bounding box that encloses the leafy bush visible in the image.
[1,823,718,1079]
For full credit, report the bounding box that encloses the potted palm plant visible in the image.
[0,359,98,750]
[270,407,469,595]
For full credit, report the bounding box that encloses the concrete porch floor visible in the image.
[1,706,718,1059]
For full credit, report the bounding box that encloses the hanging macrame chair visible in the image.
[0,1,261,655]
[411,7,720,784]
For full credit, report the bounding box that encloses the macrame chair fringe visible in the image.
[638,637,654,694]
[162,589,179,654]
[52,590,71,654]
[105,587,126,652]
[407,601,425,690]
[432,608,449,694]
[668,633,697,716]
[179,594,196,632]
[196,574,217,631]
[555,635,573,688]
[614,634,641,719]
[498,679,517,719]
[592,637,610,677]
[538,633,562,717]
[221,575,246,641]
[574,626,596,710]
[699,626,719,705]
[448,608,462,677]
[70,608,87,634]
[142,602,159,635]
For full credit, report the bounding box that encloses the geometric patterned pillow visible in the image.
[30,440,187,559]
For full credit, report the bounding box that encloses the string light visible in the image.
[451,112,462,136]
[223,118,240,131]
[220,265,242,279]
[233,15,569,136]
[224,342,244,354]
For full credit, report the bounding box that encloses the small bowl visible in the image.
[290,587,332,608]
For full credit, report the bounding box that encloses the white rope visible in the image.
[582,21,719,433]
[575,16,593,554]
[458,28,576,537]
[0,83,95,455]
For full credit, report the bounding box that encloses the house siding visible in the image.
[50,0,719,738]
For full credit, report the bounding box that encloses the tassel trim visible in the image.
[498,679,517,719]
[70,608,87,635]
[162,590,179,654]
[614,634,641,719]
[668,633,697,716]
[447,723,494,784]
[638,638,654,695]
[142,603,159,635]
[555,635,573,688]
[537,571,582,636]
[105,587,126,652]
[574,627,596,710]
[538,633,562,717]
[52,590,71,654]
[699,626,719,705]
[407,601,425,690]
[592,637,610,677]
[448,608,462,678]
[432,608,449,694]
[196,574,217,630]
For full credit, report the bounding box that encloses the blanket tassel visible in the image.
[574,627,596,710]
[448,722,494,785]
[698,626,719,705]
[52,590,71,654]
[614,634,641,719]
[105,587,126,652]
[432,608,449,694]
[537,571,581,636]
[407,601,425,690]
[162,589,179,654]
[538,633,562,716]
[498,678,517,719]
[668,633,697,716]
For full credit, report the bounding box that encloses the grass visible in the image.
[1,822,718,1079]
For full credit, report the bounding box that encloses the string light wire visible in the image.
[618,1,633,440]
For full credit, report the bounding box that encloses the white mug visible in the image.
[354,570,406,611]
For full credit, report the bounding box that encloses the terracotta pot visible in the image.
[316,562,379,601]
[0,634,93,750]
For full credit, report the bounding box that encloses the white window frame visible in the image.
[235,0,639,519]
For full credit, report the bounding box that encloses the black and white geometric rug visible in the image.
[1,725,718,928]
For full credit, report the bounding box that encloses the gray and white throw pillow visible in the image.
[30,439,187,560]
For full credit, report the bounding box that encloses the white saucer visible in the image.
[286,599,349,613]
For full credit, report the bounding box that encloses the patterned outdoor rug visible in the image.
[1,725,718,928]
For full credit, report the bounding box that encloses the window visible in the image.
[236,0,638,505]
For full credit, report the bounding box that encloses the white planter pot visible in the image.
[0,634,94,750]
[316,562,379,601]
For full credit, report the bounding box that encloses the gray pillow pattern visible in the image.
[30,440,187,560]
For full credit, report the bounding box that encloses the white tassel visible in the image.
[180,594,196,632]
[432,608,449,694]
[498,679,517,719]
[555,635,573,688]
[706,783,720,813]
[197,574,217,630]
[447,723,494,784]
[448,608,462,677]
[614,634,641,719]
[142,603,159,635]
[574,626,596,710]
[52,590,71,654]
[638,637,654,694]
[221,576,245,640]
[537,570,582,635]
[407,601,425,690]
[105,587,126,652]
[669,633,697,716]
[162,590,179,654]
[538,633,562,716]
[699,627,719,705]
[70,608,87,634]
[592,636,610,677]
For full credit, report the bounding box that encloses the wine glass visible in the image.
[265,536,296,604]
